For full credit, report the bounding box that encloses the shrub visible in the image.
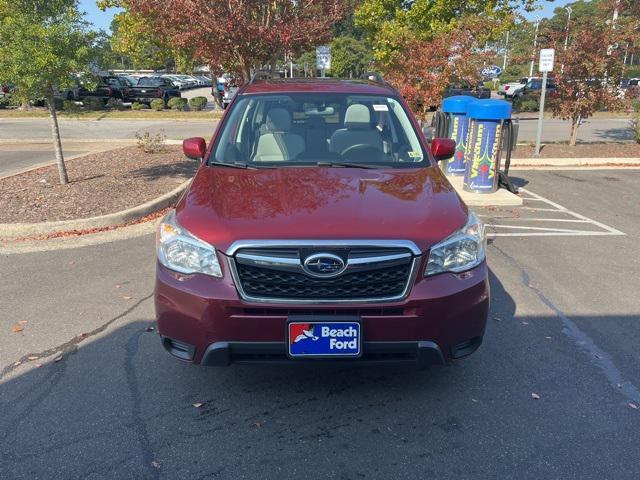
[135,130,167,153]
[83,96,104,110]
[131,102,146,110]
[52,97,64,111]
[63,99,81,113]
[0,93,19,109]
[150,98,165,111]
[106,98,125,110]
[630,114,640,144]
[631,98,640,114]
[189,96,208,111]
[514,95,539,113]
[168,97,188,111]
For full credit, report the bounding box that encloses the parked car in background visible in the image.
[0,84,14,97]
[443,82,491,100]
[222,83,239,109]
[195,76,213,87]
[127,76,181,106]
[156,77,488,368]
[498,77,535,98]
[58,75,129,103]
[161,75,189,90]
[513,78,556,99]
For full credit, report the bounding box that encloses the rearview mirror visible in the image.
[430,138,456,162]
[183,137,207,160]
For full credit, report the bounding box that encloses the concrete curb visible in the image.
[0,180,189,239]
[510,157,640,167]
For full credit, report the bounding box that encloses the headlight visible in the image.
[156,210,222,277]
[425,212,485,276]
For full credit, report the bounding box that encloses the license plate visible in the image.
[288,320,361,358]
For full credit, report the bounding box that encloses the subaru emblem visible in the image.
[303,253,346,278]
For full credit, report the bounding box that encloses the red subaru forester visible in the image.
[155,78,489,367]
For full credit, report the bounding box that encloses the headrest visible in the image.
[266,108,291,132]
[344,104,371,129]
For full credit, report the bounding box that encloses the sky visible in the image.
[79,0,577,32]
[79,0,121,31]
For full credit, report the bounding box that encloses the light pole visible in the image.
[529,18,540,77]
[561,6,572,74]
[503,30,510,70]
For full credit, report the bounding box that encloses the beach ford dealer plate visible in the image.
[287,319,361,358]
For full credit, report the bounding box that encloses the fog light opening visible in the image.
[452,336,483,359]
[162,337,196,361]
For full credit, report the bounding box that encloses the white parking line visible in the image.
[484,187,625,237]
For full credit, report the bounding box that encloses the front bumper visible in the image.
[155,259,489,366]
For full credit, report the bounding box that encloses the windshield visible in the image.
[210,93,427,167]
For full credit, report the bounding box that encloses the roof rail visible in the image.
[361,72,385,84]
[249,70,277,84]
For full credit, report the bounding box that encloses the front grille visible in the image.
[237,263,410,300]
[232,248,413,301]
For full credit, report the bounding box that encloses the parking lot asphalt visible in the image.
[0,148,86,177]
[1,169,639,479]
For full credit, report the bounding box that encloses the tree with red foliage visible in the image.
[546,17,628,145]
[383,18,492,118]
[126,0,346,81]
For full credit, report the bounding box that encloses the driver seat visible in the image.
[329,104,383,156]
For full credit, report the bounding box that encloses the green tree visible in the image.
[108,10,174,69]
[330,36,373,78]
[355,0,534,66]
[0,0,92,185]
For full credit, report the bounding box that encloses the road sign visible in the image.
[481,65,503,79]
[316,46,331,72]
[539,48,555,72]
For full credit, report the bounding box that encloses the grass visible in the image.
[0,108,224,120]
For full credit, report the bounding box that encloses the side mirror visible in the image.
[183,137,207,160]
[430,138,456,161]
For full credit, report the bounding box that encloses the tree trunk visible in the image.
[270,51,281,79]
[47,94,68,185]
[569,118,579,147]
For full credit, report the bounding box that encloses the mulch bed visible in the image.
[513,142,640,158]
[0,145,198,223]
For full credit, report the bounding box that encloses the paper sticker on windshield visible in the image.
[408,151,422,159]
[372,104,389,111]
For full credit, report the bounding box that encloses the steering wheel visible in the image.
[340,144,384,162]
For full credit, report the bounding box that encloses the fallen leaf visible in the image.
[471,398,478,403]
[545,336,552,339]
[145,326,155,332]
[254,421,265,428]
[122,296,132,300]
[27,356,39,361]
[192,402,204,408]
[13,361,21,367]
[531,392,541,400]
[35,363,42,368]
[628,403,638,410]
[115,284,122,289]
[521,321,529,325]
[151,461,161,469]
[54,354,63,363]
[18,320,28,325]
[12,325,24,333]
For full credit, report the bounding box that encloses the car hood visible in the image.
[176,166,468,255]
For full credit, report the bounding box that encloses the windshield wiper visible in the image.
[209,161,259,169]
[316,161,379,169]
